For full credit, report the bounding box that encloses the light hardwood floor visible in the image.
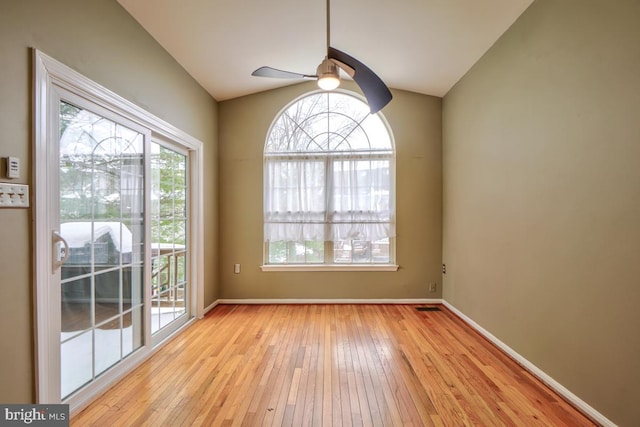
[71,304,597,426]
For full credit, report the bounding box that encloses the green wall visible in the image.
[0,0,218,403]
[443,0,640,424]
[218,82,442,300]
[3,0,637,424]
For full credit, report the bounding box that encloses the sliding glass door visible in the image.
[58,100,146,399]
[53,99,191,401]
[34,50,203,410]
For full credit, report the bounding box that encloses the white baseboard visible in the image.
[442,301,615,427]
[203,300,219,315]
[215,298,442,305]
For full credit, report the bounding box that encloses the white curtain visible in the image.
[264,154,395,242]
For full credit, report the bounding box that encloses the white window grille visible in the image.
[264,91,395,265]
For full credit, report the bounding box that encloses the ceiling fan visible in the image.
[251,0,392,114]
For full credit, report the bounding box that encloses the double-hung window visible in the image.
[263,91,395,266]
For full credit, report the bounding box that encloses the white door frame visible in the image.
[33,49,205,411]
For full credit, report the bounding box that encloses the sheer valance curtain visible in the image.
[264,152,395,243]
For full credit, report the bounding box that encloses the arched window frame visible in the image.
[261,90,398,271]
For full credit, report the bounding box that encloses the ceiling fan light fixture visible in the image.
[251,0,392,112]
[316,58,340,90]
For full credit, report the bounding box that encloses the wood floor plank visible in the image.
[72,304,598,426]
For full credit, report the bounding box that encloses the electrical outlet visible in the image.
[429,283,437,293]
[0,183,29,208]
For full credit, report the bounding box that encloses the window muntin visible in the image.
[264,91,395,265]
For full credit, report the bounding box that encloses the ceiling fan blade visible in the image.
[328,47,392,113]
[251,66,316,80]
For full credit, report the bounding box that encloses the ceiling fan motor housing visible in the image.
[316,58,340,90]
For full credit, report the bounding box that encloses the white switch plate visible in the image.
[0,183,29,208]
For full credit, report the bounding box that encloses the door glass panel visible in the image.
[95,318,121,376]
[175,283,186,318]
[59,101,145,399]
[150,143,188,336]
[94,270,120,324]
[123,265,143,311]
[60,330,92,399]
[61,277,91,333]
[123,307,144,357]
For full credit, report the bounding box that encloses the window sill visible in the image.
[260,264,399,272]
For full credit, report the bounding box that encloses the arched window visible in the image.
[264,91,395,265]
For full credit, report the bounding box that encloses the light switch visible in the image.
[0,183,29,208]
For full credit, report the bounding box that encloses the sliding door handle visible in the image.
[52,230,70,272]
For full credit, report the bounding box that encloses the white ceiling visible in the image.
[117,0,533,101]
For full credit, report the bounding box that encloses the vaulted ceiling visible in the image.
[117,0,534,101]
